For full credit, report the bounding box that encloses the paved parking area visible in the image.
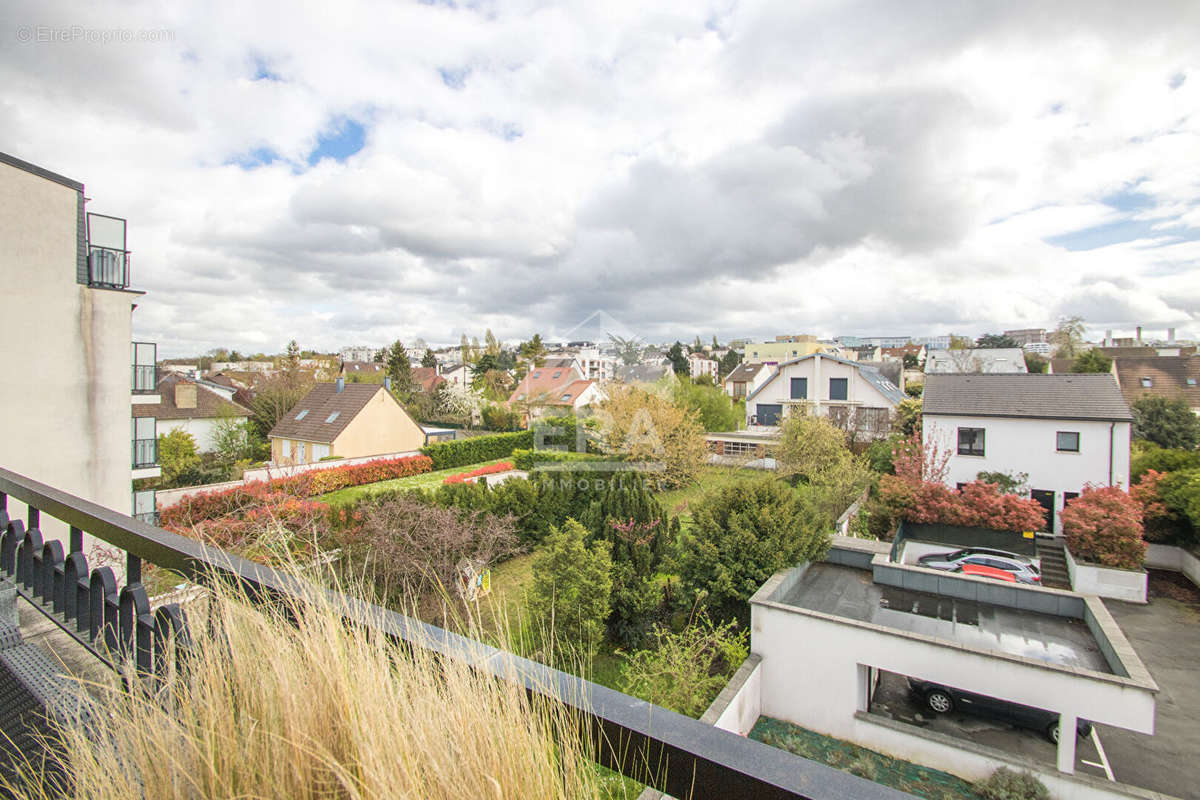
[868,573,1200,798]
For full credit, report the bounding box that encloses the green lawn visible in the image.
[655,465,760,522]
[319,458,512,505]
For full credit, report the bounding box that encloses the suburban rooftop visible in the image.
[922,373,1133,422]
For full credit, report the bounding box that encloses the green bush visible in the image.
[974,768,1049,800]
[528,519,612,661]
[1131,442,1200,481]
[620,615,748,717]
[420,431,534,470]
[510,449,624,471]
[679,477,829,608]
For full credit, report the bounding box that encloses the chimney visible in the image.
[1105,329,1113,347]
[1168,327,1177,343]
[1136,326,1143,344]
[175,382,197,410]
[384,377,392,392]
[336,377,345,393]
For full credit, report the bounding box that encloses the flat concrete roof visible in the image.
[776,564,1110,673]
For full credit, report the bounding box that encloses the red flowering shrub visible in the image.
[878,476,1047,532]
[1061,486,1146,569]
[443,462,515,485]
[161,455,432,528]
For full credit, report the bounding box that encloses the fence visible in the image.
[0,466,912,800]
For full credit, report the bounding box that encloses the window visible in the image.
[790,377,808,399]
[1140,377,1152,388]
[957,427,985,456]
[1189,378,1198,386]
[295,410,309,420]
[1056,431,1080,452]
[560,393,572,401]
[829,377,848,401]
[325,411,341,423]
[533,372,541,378]
[553,371,561,379]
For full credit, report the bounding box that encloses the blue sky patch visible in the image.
[252,56,282,81]
[1102,187,1155,212]
[228,147,280,170]
[439,66,471,90]
[307,119,367,165]
[1046,217,1199,251]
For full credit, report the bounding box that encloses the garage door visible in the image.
[757,404,783,426]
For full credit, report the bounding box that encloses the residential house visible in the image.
[849,344,882,362]
[880,344,926,364]
[340,361,385,381]
[412,367,446,393]
[744,353,904,440]
[268,380,426,465]
[688,351,719,380]
[616,363,671,384]
[509,363,587,424]
[922,374,1132,534]
[723,362,772,400]
[441,363,472,389]
[1112,356,1200,414]
[133,374,253,452]
[535,380,606,416]
[0,151,160,534]
[743,335,829,365]
[576,347,618,382]
[925,348,1028,374]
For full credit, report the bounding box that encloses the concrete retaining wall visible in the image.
[1145,544,1200,588]
[1065,548,1148,604]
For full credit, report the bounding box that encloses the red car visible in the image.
[959,563,1017,583]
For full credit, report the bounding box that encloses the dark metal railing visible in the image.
[86,246,130,290]
[132,365,157,394]
[132,438,156,469]
[0,466,913,800]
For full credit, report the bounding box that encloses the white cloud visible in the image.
[1,0,1198,355]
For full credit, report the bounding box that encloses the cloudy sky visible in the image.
[2,1,1198,356]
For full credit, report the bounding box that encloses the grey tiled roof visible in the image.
[269,383,403,443]
[923,374,1132,421]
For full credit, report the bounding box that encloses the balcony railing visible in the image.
[0,466,915,800]
[132,438,156,469]
[131,365,157,393]
[87,246,130,290]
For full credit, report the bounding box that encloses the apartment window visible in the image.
[1140,377,1152,388]
[1056,431,1080,452]
[790,377,808,400]
[829,377,848,401]
[957,427,985,456]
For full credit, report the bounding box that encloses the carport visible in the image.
[750,559,1159,779]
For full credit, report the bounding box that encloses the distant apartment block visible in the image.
[0,151,159,534]
[1002,328,1048,346]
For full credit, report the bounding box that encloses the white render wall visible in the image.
[747,356,896,424]
[0,160,135,541]
[923,414,1132,534]
[156,416,242,453]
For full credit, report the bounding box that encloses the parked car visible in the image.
[907,678,1092,743]
[916,548,1041,585]
[959,563,1017,583]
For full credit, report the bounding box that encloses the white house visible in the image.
[922,374,1133,534]
[688,351,719,380]
[134,373,253,452]
[441,363,472,389]
[744,353,904,440]
[925,348,1028,374]
[723,362,773,399]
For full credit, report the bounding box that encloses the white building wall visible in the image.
[0,159,135,541]
[923,415,1132,534]
[747,356,895,425]
[156,417,227,453]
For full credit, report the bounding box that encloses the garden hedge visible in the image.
[419,431,535,470]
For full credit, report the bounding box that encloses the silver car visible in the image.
[916,548,1041,585]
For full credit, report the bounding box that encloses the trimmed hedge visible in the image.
[510,449,627,471]
[420,431,534,470]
